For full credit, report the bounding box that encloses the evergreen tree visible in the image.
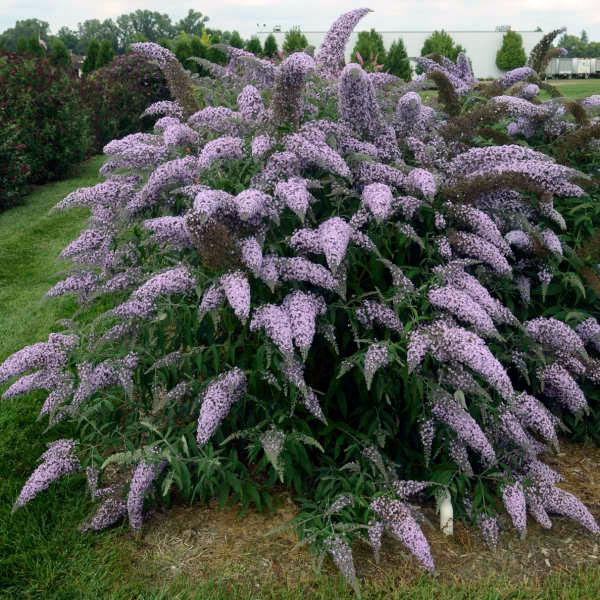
[96,39,114,69]
[205,29,227,64]
[173,36,193,70]
[56,26,78,51]
[496,30,526,71]
[190,35,205,58]
[384,38,412,80]
[189,36,207,74]
[49,38,71,68]
[245,36,263,56]
[351,29,386,70]
[283,27,308,54]
[229,30,245,49]
[420,30,464,60]
[263,33,278,58]
[82,39,100,74]
[16,37,29,54]
[26,36,44,56]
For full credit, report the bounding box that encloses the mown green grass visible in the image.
[2,158,600,599]
[0,155,136,599]
[545,78,600,100]
[97,567,600,599]
[419,77,600,102]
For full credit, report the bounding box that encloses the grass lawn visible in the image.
[544,78,600,99]
[420,77,600,102]
[1,160,600,599]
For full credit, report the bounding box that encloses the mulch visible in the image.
[133,440,600,589]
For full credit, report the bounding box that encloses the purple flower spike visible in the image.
[432,392,496,466]
[502,482,527,538]
[324,535,360,596]
[318,217,353,272]
[370,496,435,572]
[197,136,244,172]
[316,9,372,77]
[338,63,385,140]
[237,85,265,121]
[362,183,394,222]
[539,363,588,414]
[250,304,294,355]
[275,178,312,222]
[127,454,166,531]
[543,486,600,534]
[428,286,498,337]
[282,291,326,358]
[220,271,251,323]
[142,100,184,120]
[14,439,80,510]
[364,343,390,390]
[196,368,247,446]
[82,497,127,532]
[357,300,403,334]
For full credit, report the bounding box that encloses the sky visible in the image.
[1,0,599,39]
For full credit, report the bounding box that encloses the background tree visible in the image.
[16,37,29,54]
[263,33,278,58]
[76,19,120,55]
[49,38,71,68]
[116,10,174,47]
[189,35,206,59]
[176,9,208,35]
[420,30,464,60]
[0,19,49,51]
[229,31,245,49]
[56,27,79,52]
[352,29,386,70]
[205,29,228,64]
[82,39,100,75]
[96,39,115,69]
[384,38,412,80]
[246,36,263,56]
[283,27,308,54]
[557,31,600,58]
[173,35,193,70]
[496,30,526,70]
[26,36,45,57]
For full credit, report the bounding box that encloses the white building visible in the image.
[256,30,545,79]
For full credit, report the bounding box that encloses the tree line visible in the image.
[5,10,593,80]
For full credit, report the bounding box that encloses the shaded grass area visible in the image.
[1,159,600,599]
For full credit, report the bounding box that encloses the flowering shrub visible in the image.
[2,10,600,593]
[80,54,171,152]
[0,52,90,186]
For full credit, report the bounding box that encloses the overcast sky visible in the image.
[2,1,599,39]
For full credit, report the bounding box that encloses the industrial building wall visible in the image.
[256,30,545,79]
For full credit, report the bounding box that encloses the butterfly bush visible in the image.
[3,8,600,592]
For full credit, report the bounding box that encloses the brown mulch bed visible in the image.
[132,440,600,589]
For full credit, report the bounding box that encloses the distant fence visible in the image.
[545,58,600,79]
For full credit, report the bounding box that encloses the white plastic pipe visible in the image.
[439,490,454,536]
